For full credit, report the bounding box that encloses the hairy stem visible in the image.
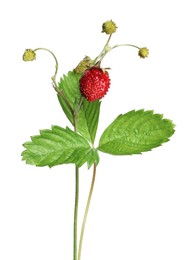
[78,163,97,260]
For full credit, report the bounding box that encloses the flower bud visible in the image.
[102,20,117,35]
[23,49,36,61]
[138,47,149,58]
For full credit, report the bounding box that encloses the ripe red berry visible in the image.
[80,67,110,102]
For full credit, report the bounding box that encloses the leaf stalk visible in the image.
[78,163,97,260]
[73,166,79,260]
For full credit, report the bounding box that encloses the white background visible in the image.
[0,0,195,259]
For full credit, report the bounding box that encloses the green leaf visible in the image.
[57,71,101,144]
[22,125,98,168]
[98,109,175,155]
[77,99,100,144]
[58,71,81,124]
[86,148,100,169]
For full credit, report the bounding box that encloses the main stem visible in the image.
[73,113,79,260]
[74,166,79,260]
[78,163,97,260]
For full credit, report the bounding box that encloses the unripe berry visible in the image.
[138,47,149,58]
[102,20,117,35]
[23,49,36,61]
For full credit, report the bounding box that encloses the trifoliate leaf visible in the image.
[22,125,98,168]
[57,71,100,144]
[98,110,175,155]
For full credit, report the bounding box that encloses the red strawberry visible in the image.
[79,66,110,102]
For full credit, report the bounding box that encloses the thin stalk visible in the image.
[78,163,97,260]
[94,43,140,63]
[93,34,112,64]
[54,86,74,115]
[112,43,140,50]
[34,48,58,82]
[33,47,74,116]
[74,166,79,260]
[73,110,80,260]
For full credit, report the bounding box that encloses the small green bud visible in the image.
[138,47,149,58]
[102,20,117,35]
[23,49,36,61]
[74,56,93,74]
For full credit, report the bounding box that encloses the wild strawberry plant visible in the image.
[22,20,175,260]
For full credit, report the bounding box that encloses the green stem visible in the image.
[78,163,97,260]
[34,48,58,83]
[34,47,74,116]
[112,43,140,50]
[74,166,79,260]
[93,43,140,64]
[55,87,74,115]
[92,38,140,65]
[73,110,80,260]
[93,34,112,64]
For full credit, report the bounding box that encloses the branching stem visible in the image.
[92,36,140,65]
[93,34,112,64]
